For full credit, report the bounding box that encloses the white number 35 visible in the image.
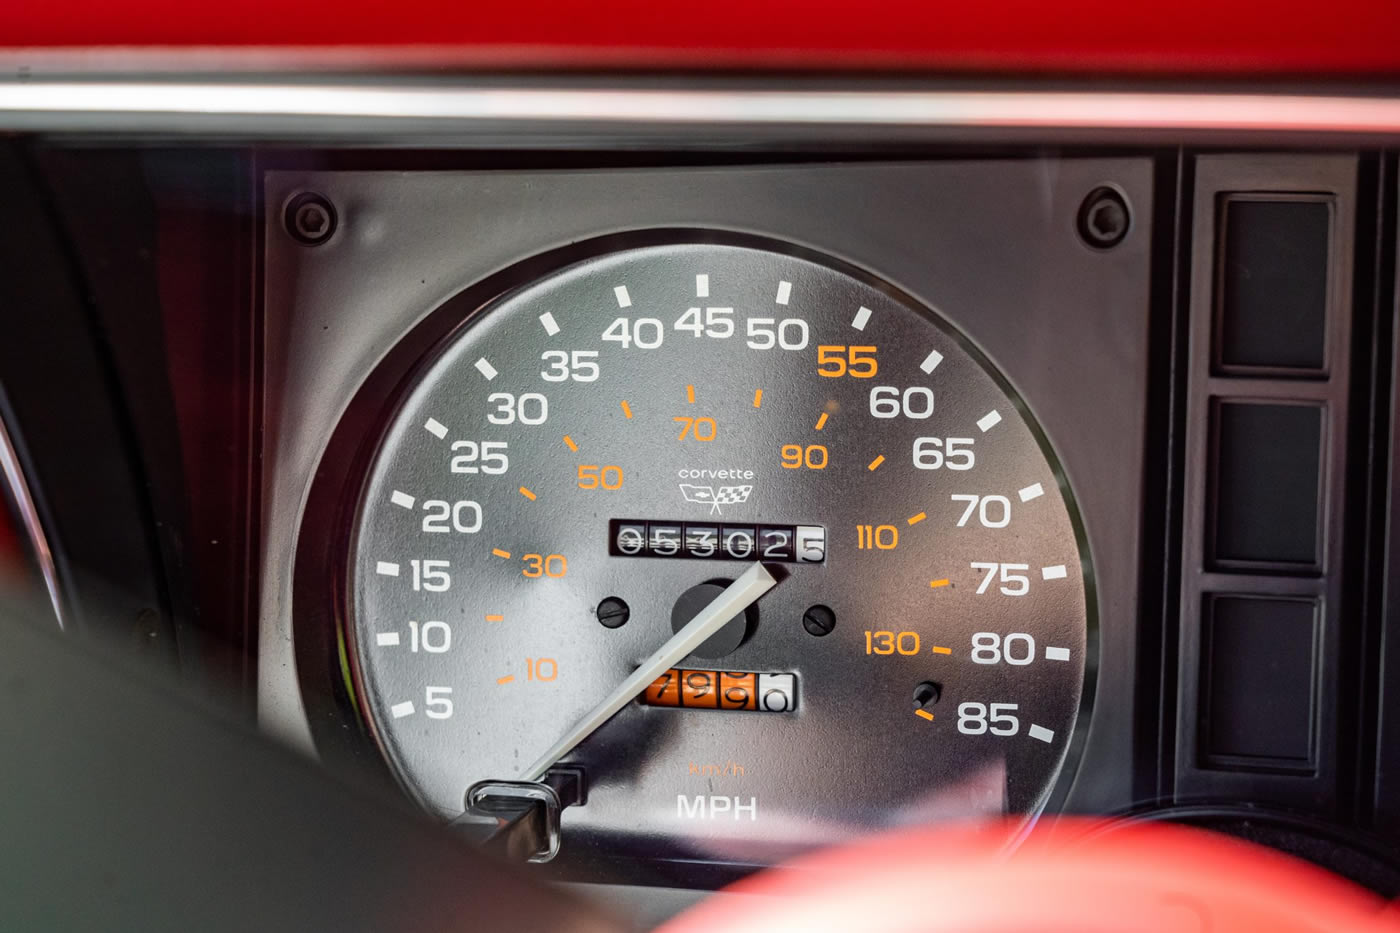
[540,350,599,382]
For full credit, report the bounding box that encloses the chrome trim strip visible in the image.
[0,412,65,629]
[2,84,1400,135]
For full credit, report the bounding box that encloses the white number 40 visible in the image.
[602,317,663,349]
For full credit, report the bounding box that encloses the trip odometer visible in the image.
[345,240,1091,865]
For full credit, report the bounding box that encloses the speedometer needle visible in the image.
[521,561,779,782]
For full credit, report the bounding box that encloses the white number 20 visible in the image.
[421,500,483,534]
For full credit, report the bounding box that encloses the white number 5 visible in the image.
[425,686,454,720]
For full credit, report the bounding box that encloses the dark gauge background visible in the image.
[344,240,1092,866]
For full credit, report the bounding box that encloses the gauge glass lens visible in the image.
[347,242,1091,864]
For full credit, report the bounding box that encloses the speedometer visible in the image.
[344,239,1091,865]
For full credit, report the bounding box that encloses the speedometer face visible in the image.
[346,241,1091,865]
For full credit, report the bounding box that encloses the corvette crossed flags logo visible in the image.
[679,484,753,515]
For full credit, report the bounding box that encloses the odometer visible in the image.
[345,240,1091,865]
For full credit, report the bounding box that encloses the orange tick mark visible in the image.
[519,486,537,501]
[815,412,828,431]
[485,614,504,623]
[915,709,935,721]
[753,389,763,408]
[496,675,515,685]
[492,548,511,560]
[563,435,578,452]
[686,384,696,404]
[620,400,633,419]
[929,579,950,589]
[907,512,927,525]
[931,645,953,655]
[867,455,886,471]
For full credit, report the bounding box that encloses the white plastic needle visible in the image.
[521,561,778,781]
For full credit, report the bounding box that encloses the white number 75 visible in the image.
[971,562,1030,596]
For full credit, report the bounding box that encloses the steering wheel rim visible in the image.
[658,818,1394,933]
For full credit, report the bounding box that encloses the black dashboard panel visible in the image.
[268,161,1151,874]
[2,122,1398,900]
[267,160,1153,828]
[1177,155,1360,815]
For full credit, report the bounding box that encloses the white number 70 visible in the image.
[952,494,1011,528]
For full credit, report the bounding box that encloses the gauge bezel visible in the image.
[292,227,1100,884]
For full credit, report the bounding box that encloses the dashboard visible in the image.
[3,78,1400,924]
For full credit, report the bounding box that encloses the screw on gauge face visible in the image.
[802,604,836,637]
[913,681,942,710]
[1076,186,1131,250]
[596,596,630,629]
[284,192,337,246]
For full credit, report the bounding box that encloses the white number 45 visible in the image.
[971,562,1030,596]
